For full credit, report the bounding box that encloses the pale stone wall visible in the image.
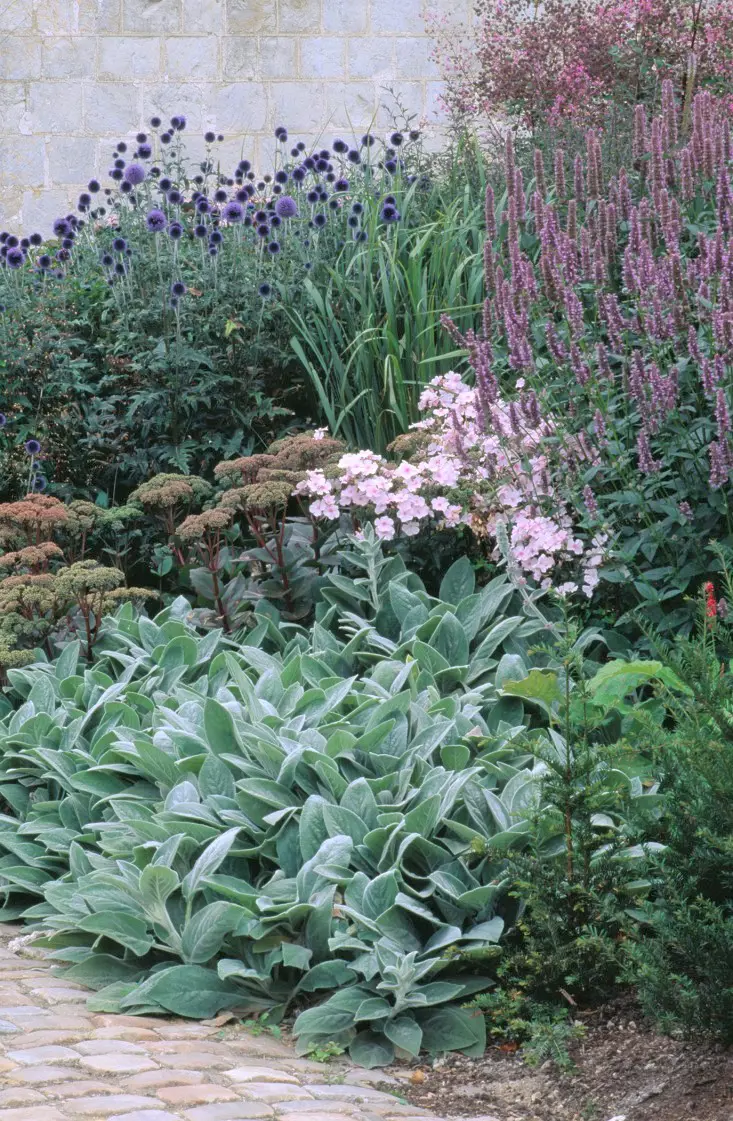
[0,0,462,232]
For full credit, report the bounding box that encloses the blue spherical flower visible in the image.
[210,230,223,245]
[6,247,24,268]
[160,132,172,145]
[214,188,228,203]
[32,474,47,492]
[306,190,319,204]
[275,126,288,141]
[101,252,114,266]
[112,237,127,252]
[194,224,207,238]
[170,114,186,130]
[351,202,364,215]
[159,176,172,191]
[114,157,125,169]
[347,150,361,164]
[113,261,126,274]
[110,168,123,181]
[137,143,152,159]
[409,129,420,141]
[29,233,42,246]
[267,240,281,254]
[314,212,327,228]
[120,181,133,194]
[385,159,398,173]
[347,214,359,228]
[316,158,329,173]
[256,224,268,238]
[274,195,298,219]
[78,192,91,209]
[88,179,100,194]
[20,237,29,248]
[171,281,187,297]
[167,189,183,205]
[292,167,306,183]
[334,177,349,192]
[204,131,216,143]
[24,438,41,455]
[6,236,18,248]
[223,200,244,223]
[0,413,6,427]
[136,131,148,143]
[146,208,167,232]
[355,229,368,242]
[381,202,400,222]
[274,170,288,184]
[168,222,183,240]
[259,282,272,298]
[361,133,375,147]
[62,238,74,250]
[333,138,348,153]
[303,156,316,170]
[150,115,162,127]
[390,131,404,146]
[52,218,70,238]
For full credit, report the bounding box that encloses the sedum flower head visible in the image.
[130,473,213,510]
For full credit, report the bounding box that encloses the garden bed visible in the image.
[389,1000,733,1121]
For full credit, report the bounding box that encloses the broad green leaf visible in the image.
[76,911,153,957]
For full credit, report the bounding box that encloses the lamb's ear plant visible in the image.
[0,535,565,1064]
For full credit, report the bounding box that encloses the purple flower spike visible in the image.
[124,163,146,186]
[274,195,298,219]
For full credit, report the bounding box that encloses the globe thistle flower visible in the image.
[146,208,167,232]
[159,177,172,192]
[355,229,368,242]
[168,222,183,240]
[333,138,348,153]
[256,224,268,238]
[120,181,133,194]
[24,438,41,455]
[114,157,125,169]
[204,130,216,143]
[137,143,152,159]
[52,218,70,238]
[267,240,281,254]
[315,158,329,173]
[113,261,126,275]
[61,237,74,249]
[170,114,186,130]
[38,254,52,269]
[29,232,42,246]
[210,230,223,245]
[220,200,243,224]
[347,150,361,164]
[351,201,364,215]
[259,282,272,298]
[6,247,24,268]
[318,189,328,202]
[347,214,359,228]
[101,252,114,266]
[112,237,127,252]
[270,214,282,228]
[167,188,183,205]
[110,168,123,181]
[381,202,400,222]
[334,177,349,192]
[326,172,335,183]
[0,413,6,427]
[275,195,298,219]
[292,167,306,183]
[32,474,47,492]
[304,156,316,170]
[194,224,207,238]
[214,188,228,203]
[361,133,375,147]
[78,192,91,209]
[383,193,396,205]
[116,141,127,153]
[6,235,18,248]
[160,132,172,144]
[390,131,403,146]
[208,245,218,256]
[409,129,420,141]
[275,125,288,141]
[150,115,161,127]
[313,212,327,228]
[385,159,397,173]
[304,261,312,270]
[171,281,186,297]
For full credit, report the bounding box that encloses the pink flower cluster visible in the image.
[295,371,606,597]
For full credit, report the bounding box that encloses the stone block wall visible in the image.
[0,0,465,232]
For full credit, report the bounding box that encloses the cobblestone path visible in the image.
[0,926,498,1121]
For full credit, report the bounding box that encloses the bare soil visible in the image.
[385,1000,733,1121]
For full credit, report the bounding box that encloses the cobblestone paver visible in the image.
[0,927,498,1121]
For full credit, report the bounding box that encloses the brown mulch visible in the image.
[384,1000,733,1121]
